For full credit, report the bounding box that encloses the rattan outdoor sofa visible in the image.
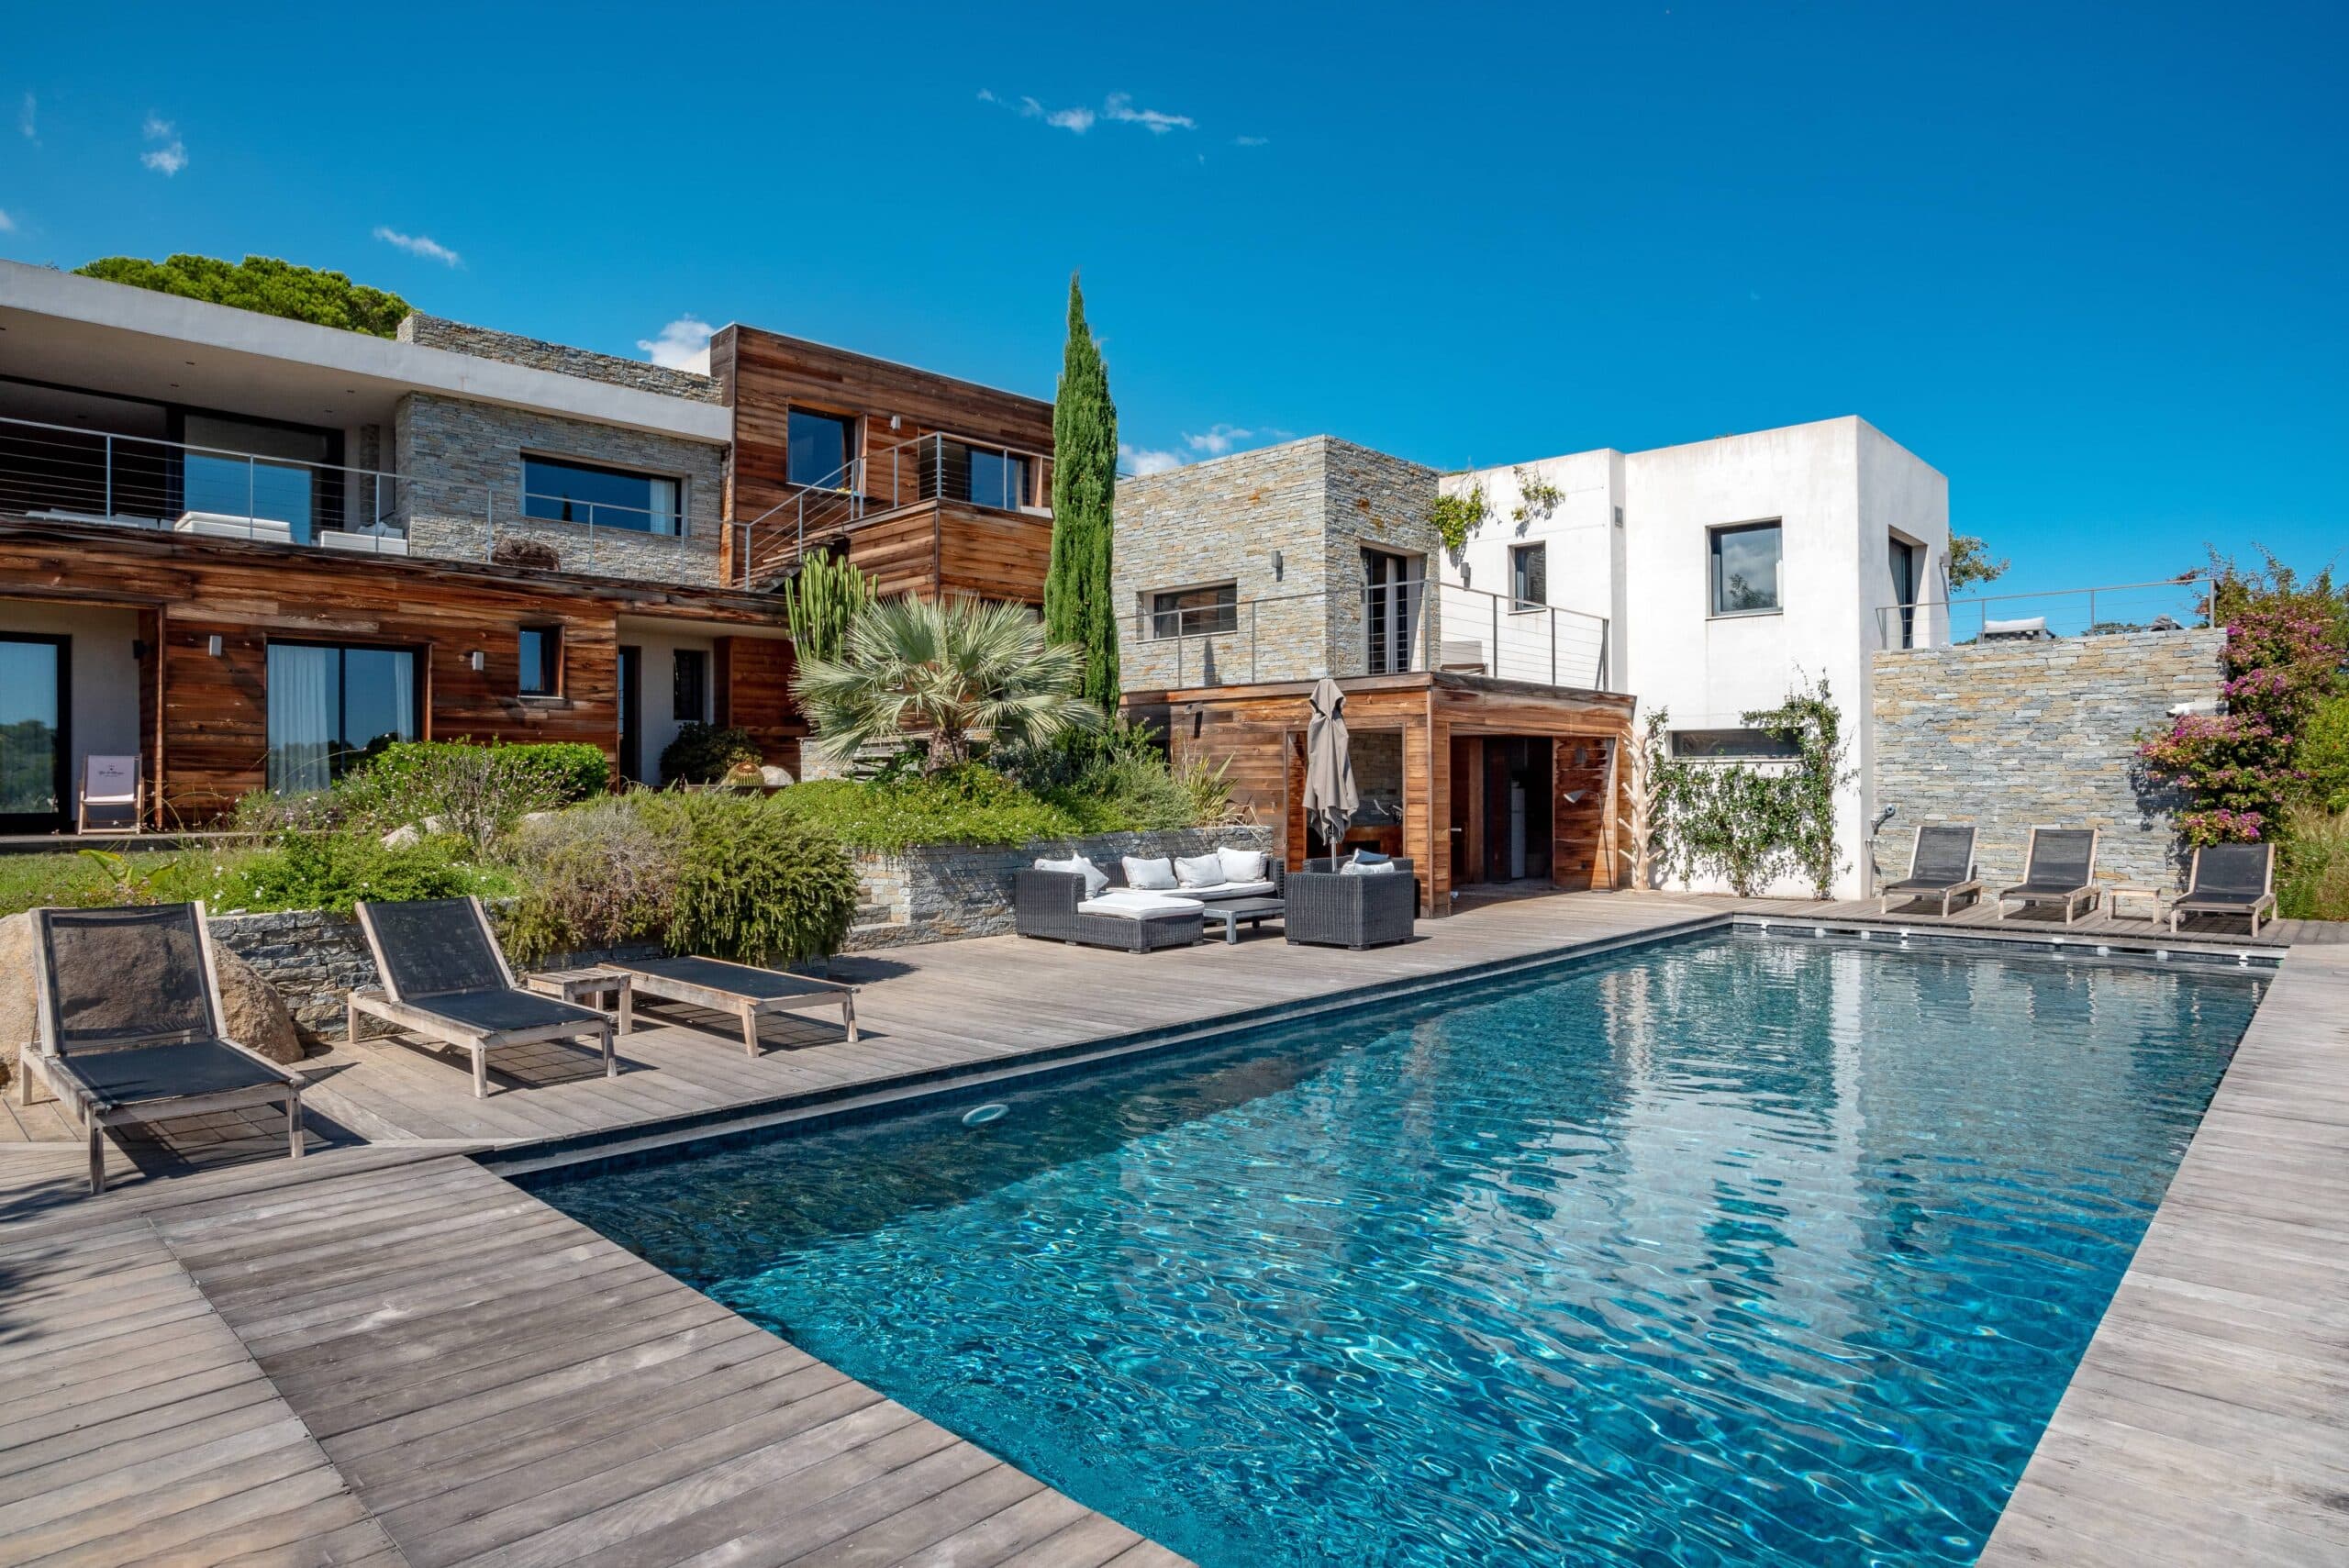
[349,895,616,1097]
[18,902,306,1194]
[1285,857,1418,949]
[1015,863,1211,952]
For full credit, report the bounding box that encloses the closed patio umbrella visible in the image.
[1304,677,1357,860]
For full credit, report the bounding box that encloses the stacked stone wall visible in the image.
[397,314,724,404]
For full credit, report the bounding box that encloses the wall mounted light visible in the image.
[1271,549,1284,580]
[467,650,486,673]
[206,634,223,658]
[888,414,903,431]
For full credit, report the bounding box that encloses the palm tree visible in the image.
[793,595,1103,771]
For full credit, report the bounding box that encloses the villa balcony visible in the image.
[733,430,1051,591]
[0,413,737,584]
[1126,578,1613,695]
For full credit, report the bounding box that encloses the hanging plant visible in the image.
[1429,484,1489,560]
[1510,467,1564,530]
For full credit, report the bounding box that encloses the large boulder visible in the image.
[0,910,305,1086]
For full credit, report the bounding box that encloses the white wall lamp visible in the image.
[206,634,223,658]
[467,650,486,673]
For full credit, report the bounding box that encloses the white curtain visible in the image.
[266,644,335,795]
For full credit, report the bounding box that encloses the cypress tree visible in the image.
[1047,273,1121,714]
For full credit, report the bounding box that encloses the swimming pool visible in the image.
[528,933,2263,1566]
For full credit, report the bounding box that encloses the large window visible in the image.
[966,446,1030,510]
[673,648,708,722]
[787,409,857,487]
[266,641,419,793]
[1150,584,1238,639]
[1509,542,1547,611]
[1709,522,1783,616]
[521,456,681,535]
[181,414,333,541]
[1672,728,1799,762]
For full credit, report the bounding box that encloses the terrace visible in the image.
[1,888,2342,1564]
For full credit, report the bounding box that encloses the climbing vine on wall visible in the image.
[1429,484,1490,561]
[1664,676,1853,897]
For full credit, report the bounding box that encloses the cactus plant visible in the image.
[783,551,876,664]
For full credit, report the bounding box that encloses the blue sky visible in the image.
[5,2,2343,597]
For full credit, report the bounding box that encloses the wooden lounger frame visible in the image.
[1995,826,2103,925]
[610,958,859,1058]
[348,895,615,1098]
[18,902,303,1194]
[2170,844,2278,937]
[1877,826,1983,917]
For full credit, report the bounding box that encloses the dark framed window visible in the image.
[1709,521,1783,616]
[518,627,561,696]
[1150,584,1238,639]
[1509,542,1547,611]
[265,640,420,793]
[673,648,708,722]
[1888,535,1923,649]
[520,456,681,535]
[966,447,1030,510]
[1672,728,1800,762]
[787,408,857,487]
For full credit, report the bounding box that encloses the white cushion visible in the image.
[1340,859,1400,876]
[1123,856,1178,891]
[1033,854,1108,897]
[1216,846,1267,882]
[1173,853,1228,889]
[1192,879,1277,900]
[1079,890,1204,920]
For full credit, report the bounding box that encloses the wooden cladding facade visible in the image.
[0,520,801,825]
[743,499,1056,608]
[712,324,1053,556]
[1149,673,1636,916]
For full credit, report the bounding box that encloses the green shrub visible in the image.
[774,764,1086,850]
[665,795,858,965]
[74,253,412,336]
[335,740,607,849]
[661,723,763,785]
[2279,806,2349,921]
[2299,694,2349,814]
[502,797,687,966]
[226,833,510,916]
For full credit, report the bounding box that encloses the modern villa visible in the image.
[0,254,2336,1568]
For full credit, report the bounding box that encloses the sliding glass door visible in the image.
[266,641,418,793]
[0,634,69,830]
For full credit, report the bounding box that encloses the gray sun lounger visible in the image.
[17,903,305,1194]
[1996,827,2102,924]
[349,895,615,1097]
[607,955,858,1057]
[1879,825,1983,916]
[2169,842,2277,936]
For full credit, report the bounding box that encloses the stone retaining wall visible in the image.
[1869,628,2226,888]
[209,907,379,1043]
[848,825,1276,950]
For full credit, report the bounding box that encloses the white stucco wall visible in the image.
[618,626,720,784]
[1444,416,1949,897]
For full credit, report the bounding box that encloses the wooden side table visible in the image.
[2106,884,2165,922]
[525,966,630,1016]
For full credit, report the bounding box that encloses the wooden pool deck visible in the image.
[0,888,2342,1564]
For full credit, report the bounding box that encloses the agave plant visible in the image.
[793,595,1102,771]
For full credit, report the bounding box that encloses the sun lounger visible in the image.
[2168,842,2277,936]
[17,903,305,1194]
[1996,828,2102,924]
[606,955,858,1057]
[1879,824,1982,916]
[349,895,615,1097]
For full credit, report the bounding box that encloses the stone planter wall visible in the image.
[209,908,379,1043]
[847,825,1276,950]
[1870,628,2226,889]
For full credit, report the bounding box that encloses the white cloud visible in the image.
[1046,106,1096,133]
[1186,423,1290,456]
[139,114,186,175]
[0,208,14,233]
[1234,135,1269,147]
[1103,93,1195,135]
[373,226,462,266]
[18,93,35,141]
[637,315,715,373]
[1119,443,1185,476]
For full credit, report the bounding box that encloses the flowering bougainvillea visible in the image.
[2138,593,2344,845]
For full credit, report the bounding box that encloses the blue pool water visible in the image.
[528,934,2261,1566]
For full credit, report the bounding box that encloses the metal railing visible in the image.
[737,429,1050,586]
[1132,578,1611,692]
[1876,575,2213,650]
[0,414,740,579]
